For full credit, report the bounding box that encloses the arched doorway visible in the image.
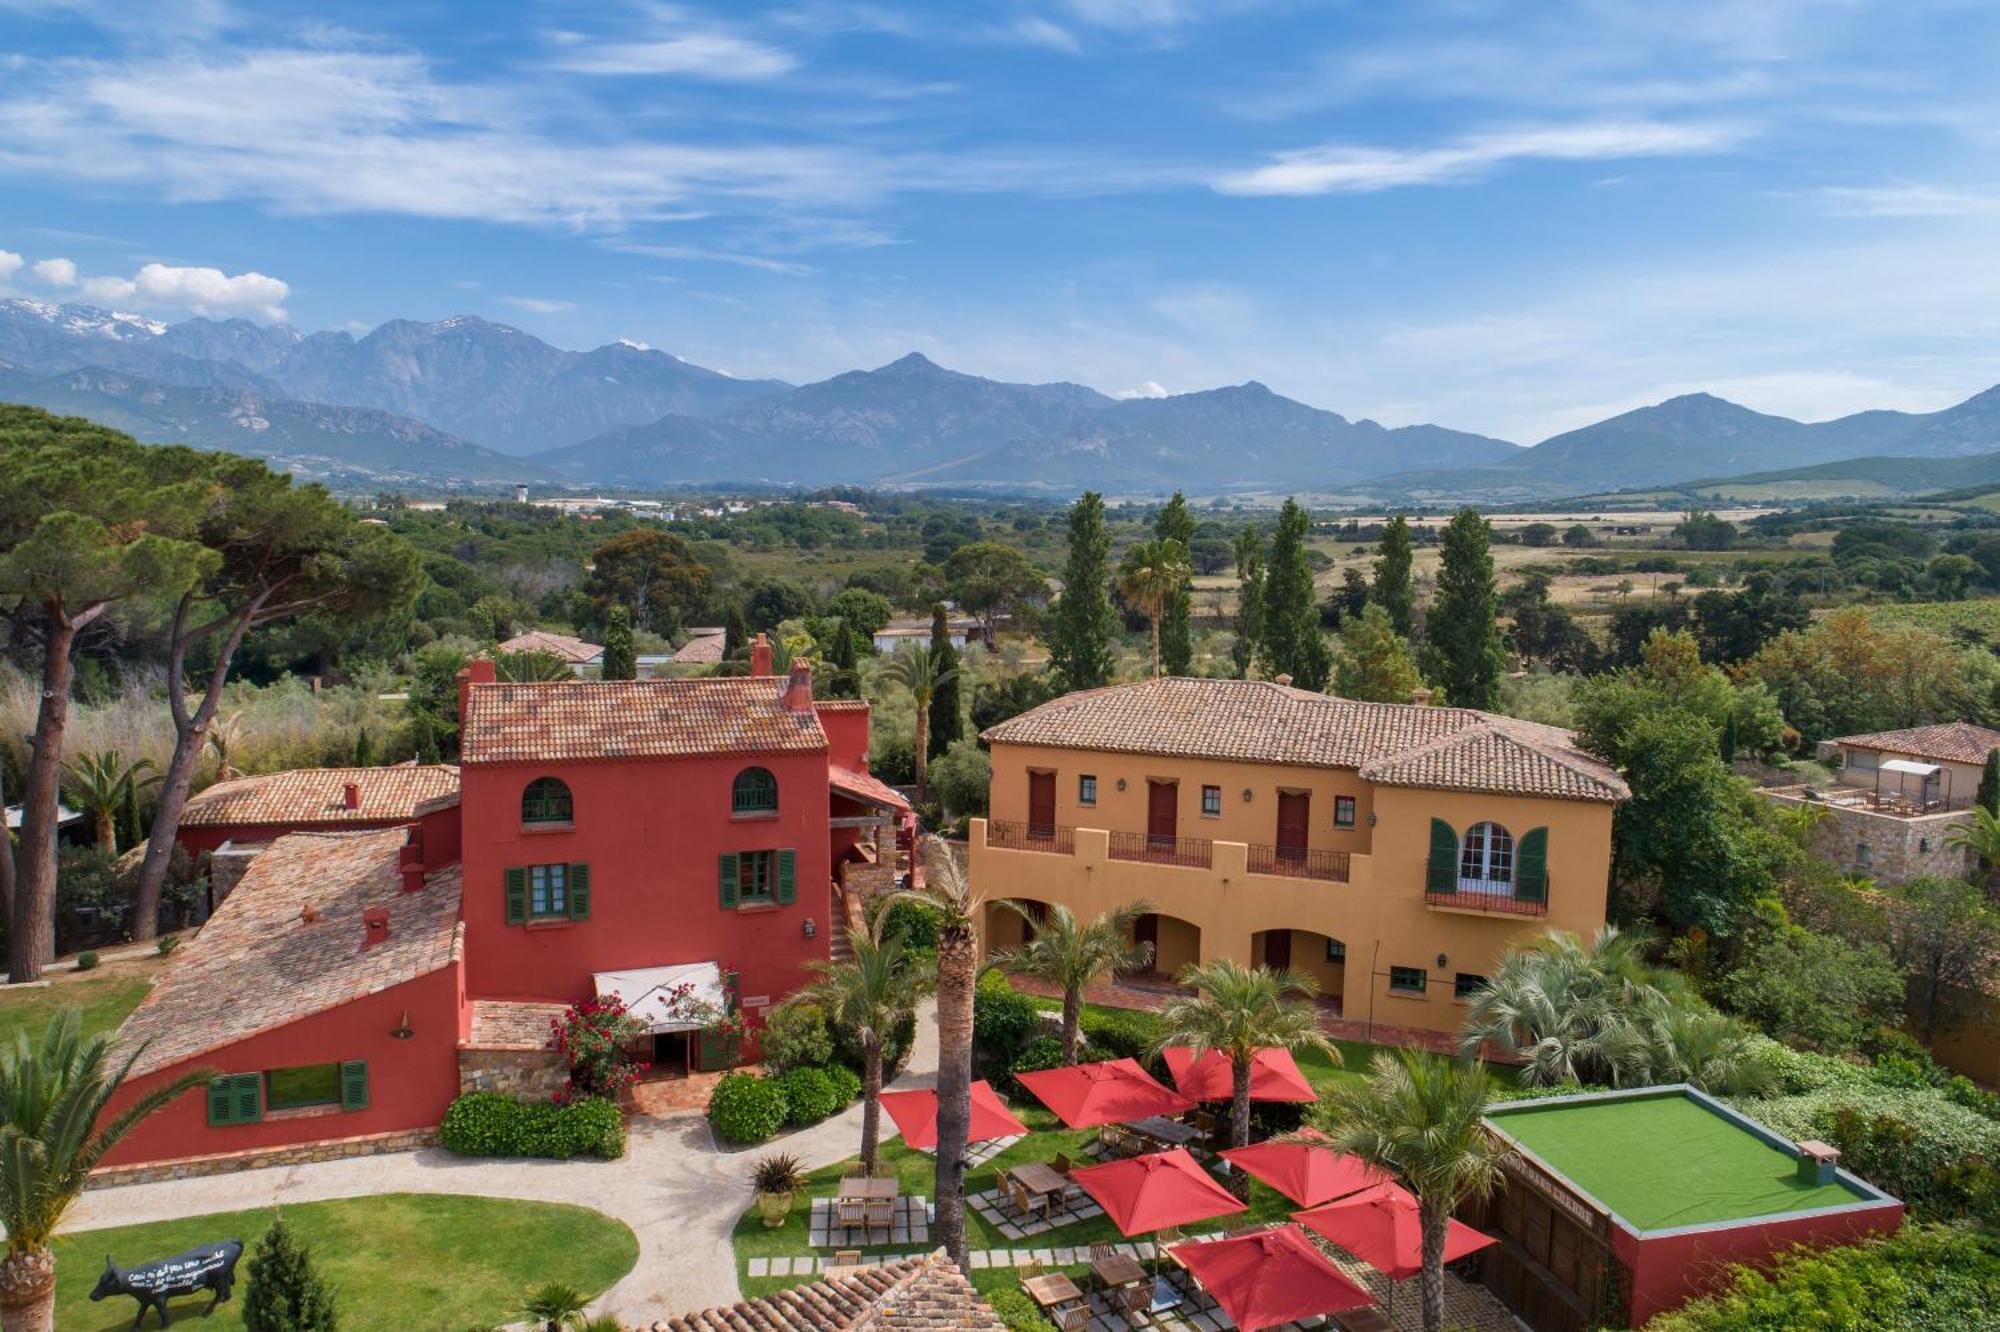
[983,898,1052,957]
[1129,912,1202,980]
[1249,928,1346,1015]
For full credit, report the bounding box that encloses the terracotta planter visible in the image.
[757,1190,794,1227]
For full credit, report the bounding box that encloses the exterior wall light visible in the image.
[1116,778,1127,791]
[390,1009,415,1040]
[1241,788,1253,802]
[802,917,818,939]
[1435,953,1448,969]
[1366,811,1378,827]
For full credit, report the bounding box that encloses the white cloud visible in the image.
[608,242,816,275]
[1214,120,1746,196]
[0,249,20,281]
[71,263,289,320]
[994,17,1083,54]
[501,296,577,313]
[1818,185,2000,217]
[1115,380,1169,398]
[29,256,75,285]
[550,34,799,81]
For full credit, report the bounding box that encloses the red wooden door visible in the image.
[1147,781,1178,845]
[1277,791,1310,857]
[1029,770,1056,835]
[1263,929,1292,969]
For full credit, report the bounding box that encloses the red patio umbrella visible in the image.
[1069,1148,1247,1236]
[1015,1057,1195,1128]
[1162,1046,1318,1103]
[879,1080,1029,1151]
[1220,1130,1394,1207]
[1292,1181,1497,1281]
[1168,1225,1374,1330]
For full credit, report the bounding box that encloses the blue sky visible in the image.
[1,0,1997,442]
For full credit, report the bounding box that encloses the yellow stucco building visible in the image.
[968,678,1628,1037]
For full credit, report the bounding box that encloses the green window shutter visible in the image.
[207,1077,235,1126]
[1516,827,1549,903]
[568,863,591,920]
[339,1060,370,1111]
[718,852,739,909]
[775,849,796,905]
[504,867,528,925]
[207,1073,262,1126]
[1426,819,1459,893]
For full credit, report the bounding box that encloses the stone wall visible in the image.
[458,1047,567,1099]
[839,858,898,906]
[1762,792,1972,885]
[89,1127,436,1189]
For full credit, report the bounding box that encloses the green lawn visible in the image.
[0,959,161,1046]
[55,1193,638,1331]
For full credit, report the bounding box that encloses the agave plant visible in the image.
[751,1152,807,1196]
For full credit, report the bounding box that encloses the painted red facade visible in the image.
[1617,1201,1905,1327]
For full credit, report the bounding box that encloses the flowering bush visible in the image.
[550,995,650,1104]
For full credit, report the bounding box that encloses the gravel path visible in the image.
[69,1001,942,1322]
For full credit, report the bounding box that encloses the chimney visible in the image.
[456,658,498,728]
[1411,686,1433,706]
[750,632,773,677]
[300,904,322,925]
[342,781,361,810]
[785,658,815,713]
[1274,673,1294,687]
[362,906,390,948]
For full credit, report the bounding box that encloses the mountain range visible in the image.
[3,297,1999,497]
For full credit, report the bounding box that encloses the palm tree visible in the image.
[206,709,246,781]
[1317,1051,1503,1332]
[1458,926,1667,1087]
[793,916,928,1170]
[1118,538,1192,679]
[884,644,958,803]
[0,1009,211,1332]
[523,1280,591,1331]
[1644,1005,1771,1097]
[880,836,989,1271]
[1946,804,2000,891]
[59,751,158,853]
[1157,958,1336,1170]
[991,899,1154,1064]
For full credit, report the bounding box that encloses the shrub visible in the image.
[835,1008,919,1078]
[820,1062,862,1107]
[760,1001,836,1075]
[439,1091,624,1160]
[1718,928,1904,1055]
[775,1066,842,1126]
[708,1071,789,1144]
[1079,1008,1164,1064]
[549,995,649,1103]
[984,1287,1057,1332]
[242,1215,338,1332]
[877,898,941,950]
[74,950,99,971]
[974,972,1039,1066]
[156,933,182,957]
[1008,1035,1076,1094]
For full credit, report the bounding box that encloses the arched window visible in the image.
[521,776,573,825]
[1459,822,1514,888]
[732,767,779,815]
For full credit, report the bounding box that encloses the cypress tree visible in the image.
[1257,498,1332,691]
[1979,749,2000,815]
[601,605,637,680]
[1231,525,1264,679]
[120,777,143,853]
[1155,491,1196,676]
[826,621,862,699]
[1049,491,1117,691]
[242,1216,340,1332]
[1719,711,1739,764]
[1420,508,1505,711]
[352,727,374,768]
[1373,513,1415,638]
[724,602,748,657]
[928,604,963,758]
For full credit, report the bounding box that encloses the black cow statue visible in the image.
[88,1239,244,1329]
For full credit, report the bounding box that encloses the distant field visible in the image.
[1846,600,2000,641]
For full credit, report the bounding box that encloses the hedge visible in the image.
[762,1001,836,1075]
[709,1071,790,1144]
[439,1092,624,1160]
[776,1066,843,1126]
[985,1286,1057,1332]
[973,973,1039,1066]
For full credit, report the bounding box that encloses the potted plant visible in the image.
[752,1152,807,1227]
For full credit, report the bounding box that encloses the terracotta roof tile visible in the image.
[1834,722,2000,766]
[466,999,565,1051]
[656,1252,1003,1332]
[117,829,463,1077]
[671,632,727,663]
[180,765,460,829]
[497,629,603,663]
[462,678,827,765]
[830,766,911,811]
[983,678,1627,804]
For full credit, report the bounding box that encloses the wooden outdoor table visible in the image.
[1128,1115,1202,1148]
[1331,1309,1391,1332]
[1010,1160,1070,1201]
[1092,1253,1146,1289]
[1022,1274,1083,1310]
[837,1176,899,1201]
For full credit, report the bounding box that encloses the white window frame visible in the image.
[1458,821,1515,895]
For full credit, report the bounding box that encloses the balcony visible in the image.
[1107,830,1214,869]
[1246,844,1350,883]
[1424,885,1549,916]
[987,819,1076,855]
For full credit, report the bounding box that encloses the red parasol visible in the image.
[1069,1148,1247,1236]
[1168,1225,1375,1330]
[879,1080,1029,1151]
[1292,1181,1496,1281]
[1220,1130,1394,1207]
[1014,1057,1195,1128]
[1162,1046,1318,1103]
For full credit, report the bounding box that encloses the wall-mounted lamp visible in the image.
[802,917,818,939]
[1366,811,1378,827]
[1241,788,1253,802]
[1115,777,1128,792]
[1435,953,1448,969]
[390,1009,415,1040]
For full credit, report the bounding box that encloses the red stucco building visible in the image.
[102,638,911,1174]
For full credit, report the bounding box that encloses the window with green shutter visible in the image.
[775,849,795,905]
[567,863,591,920]
[207,1073,262,1126]
[718,851,739,909]
[504,867,528,924]
[339,1060,369,1111]
[1515,827,1549,903]
[1426,819,1459,894]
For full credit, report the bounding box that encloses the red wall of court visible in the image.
[1618,1200,1904,1326]
[817,703,872,772]
[101,964,464,1168]
[458,750,834,1023]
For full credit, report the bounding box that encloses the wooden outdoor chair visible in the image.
[1052,1302,1091,1332]
[1053,1152,1075,1176]
[833,1249,863,1268]
[835,1197,868,1228]
[864,1197,896,1229]
[872,1161,898,1179]
[1017,1258,1045,1280]
[1089,1241,1114,1263]
[1119,1282,1153,1325]
[1011,1179,1044,1221]
[843,1161,868,1178]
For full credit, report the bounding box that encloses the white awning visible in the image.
[594,962,727,1033]
[5,803,81,830]
[1880,759,1941,777]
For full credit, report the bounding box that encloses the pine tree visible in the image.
[1420,508,1505,711]
[1979,749,2000,815]
[1231,525,1264,679]
[1155,491,1196,676]
[601,605,637,680]
[1257,499,1332,691]
[1373,513,1415,638]
[1049,491,1117,691]
[242,1216,339,1331]
[928,604,963,758]
[1334,603,1424,703]
[352,727,374,768]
